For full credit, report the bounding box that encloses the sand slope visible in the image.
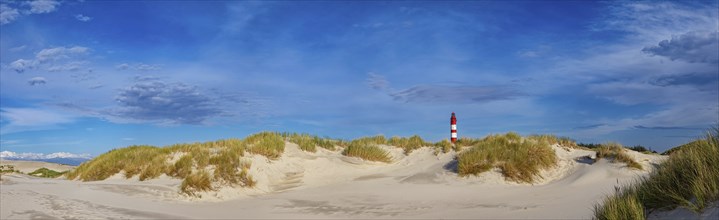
[1,143,667,219]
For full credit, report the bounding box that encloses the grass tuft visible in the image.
[593,127,719,218]
[388,135,428,155]
[595,142,643,170]
[245,132,285,159]
[435,139,453,154]
[342,138,392,163]
[457,132,557,183]
[180,170,213,197]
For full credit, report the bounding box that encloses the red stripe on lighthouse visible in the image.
[451,112,457,143]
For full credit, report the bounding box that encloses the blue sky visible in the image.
[1,0,717,156]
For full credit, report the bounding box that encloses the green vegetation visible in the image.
[284,133,337,152]
[457,132,558,183]
[527,134,578,148]
[180,170,213,197]
[28,168,67,178]
[245,132,285,159]
[595,142,643,170]
[342,138,392,163]
[65,133,277,197]
[388,135,429,155]
[434,139,453,154]
[0,165,20,174]
[593,127,719,219]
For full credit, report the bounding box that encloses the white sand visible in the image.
[0,143,671,219]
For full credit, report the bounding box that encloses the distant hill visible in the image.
[0,151,91,166]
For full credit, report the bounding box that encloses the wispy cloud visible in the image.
[25,0,60,14]
[0,0,60,25]
[389,85,522,104]
[0,4,20,25]
[74,14,91,22]
[0,107,76,134]
[115,63,161,71]
[9,46,91,73]
[642,31,719,64]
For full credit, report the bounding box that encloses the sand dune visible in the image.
[1,143,667,219]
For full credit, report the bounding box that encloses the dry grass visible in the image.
[595,142,643,170]
[180,170,213,197]
[435,139,453,154]
[65,134,265,197]
[388,135,428,155]
[457,132,557,183]
[342,138,392,163]
[287,133,317,152]
[593,127,719,218]
[245,132,285,159]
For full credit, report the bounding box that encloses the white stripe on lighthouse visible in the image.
[451,133,457,138]
[451,124,457,130]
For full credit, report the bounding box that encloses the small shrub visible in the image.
[342,139,391,163]
[180,170,212,196]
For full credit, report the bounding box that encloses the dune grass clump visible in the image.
[245,132,285,159]
[287,133,317,152]
[28,168,67,178]
[342,138,391,163]
[434,139,453,154]
[593,128,719,219]
[180,170,213,197]
[457,132,557,183]
[595,142,642,170]
[66,145,168,181]
[454,137,480,151]
[527,134,578,149]
[388,135,428,155]
[65,135,264,197]
[593,185,645,220]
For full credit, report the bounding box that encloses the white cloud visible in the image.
[27,77,46,86]
[36,46,89,62]
[0,4,19,25]
[74,14,91,22]
[0,0,61,25]
[10,59,38,73]
[25,0,60,14]
[0,108,76,134]
[9,46,90,73]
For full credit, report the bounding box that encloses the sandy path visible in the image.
[0,145,666,219]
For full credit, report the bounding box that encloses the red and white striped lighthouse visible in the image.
[450,112,457,143]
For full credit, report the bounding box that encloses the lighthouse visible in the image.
[450,112,457,143]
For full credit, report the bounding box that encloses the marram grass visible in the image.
[593,127,719,219]
[342,138,392,163]
[457,132,558,183]
[595,142,643,170]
